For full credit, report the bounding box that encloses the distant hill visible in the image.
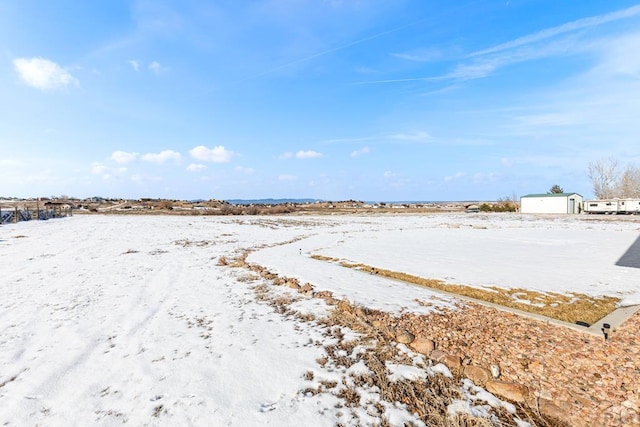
[226,198,322,205]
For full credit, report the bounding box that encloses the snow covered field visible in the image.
[1,213,639,425]
[250,213,640,306]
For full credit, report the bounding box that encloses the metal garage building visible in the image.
[520,193,584,214]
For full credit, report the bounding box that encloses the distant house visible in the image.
[520,193,583,214]
[44,201,73,210]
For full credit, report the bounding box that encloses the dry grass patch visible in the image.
[219,254,566,426]
[310,255,619,325]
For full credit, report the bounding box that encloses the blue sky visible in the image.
[2,1,640,201]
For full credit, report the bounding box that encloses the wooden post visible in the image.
[14,207,18,223]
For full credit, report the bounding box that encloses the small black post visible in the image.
[602,323,611,340]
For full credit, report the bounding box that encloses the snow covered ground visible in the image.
[249,213,640,306]
[1,213,639,425]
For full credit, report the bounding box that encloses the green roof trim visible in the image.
[521,193,582,198]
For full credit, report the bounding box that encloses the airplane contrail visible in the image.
[228,16,431,86]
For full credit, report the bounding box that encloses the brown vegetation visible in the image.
[310,255,619,325]
[219,250,565,426]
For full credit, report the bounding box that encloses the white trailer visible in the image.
[584,199,619,214]
[618,199,640,214]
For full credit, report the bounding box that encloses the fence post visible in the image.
[14,207,18,223]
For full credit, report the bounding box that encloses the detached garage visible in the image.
[520,193,583,214]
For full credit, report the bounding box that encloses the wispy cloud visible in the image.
[230,16,430,84]
[389,131,430,141]
[189,145,234,163]
[391,48,441,63]
[468,4,640,58]
[278,174,297,181]
[295,150,323,159]
[383,170,410,187]
[128,60,140,71]
[148,61,165,74]
[90,162,127,180]
[141,150,182,164]
[350,146,370,158]
[186,163,207,172]
[13,57,78,90]
[472,172,503,184]
[356,5,640,86]
[0,159,26,167]
[235,166,255,174]
[111,150,139,164]
[444,172,466,182]
[280,150,323,159]
[325,131,430,144]
[131,174,162,183]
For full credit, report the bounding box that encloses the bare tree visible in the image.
[588,157,619,199]
[616,164,640,198]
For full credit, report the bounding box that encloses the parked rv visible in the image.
[618,199,640,214]
[584,200,618,214]
[583,198,640,214]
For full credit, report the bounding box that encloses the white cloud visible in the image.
[350,146,371,158]
[439,5,640,83]
[141,150,182,164]
[111,150,139,164]
[0,159,26,167]
[186,163,207,172]
[473,172,503,184]
[189,145,234,163]
[444,172,466,182]
[357,6,640,86]
[324,131,432,145]
[592,32,640,77]
[322,135,380,144]
[148,61,163,74]
[26,169,57,183]
[389,131,430,141]
[91,162,108,175]
[391,48,441,63]
[128,60,140,71]
[131,174,162,182]
[13,57,78,90]
[278,174,297,181]
[383,170,410,187]
[295,150,323,159]
[281,150,323,159]
[91,162,127,180]
[469,4,640,58]
[235,166,255,174]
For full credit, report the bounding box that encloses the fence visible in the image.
[0,207,73,224]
